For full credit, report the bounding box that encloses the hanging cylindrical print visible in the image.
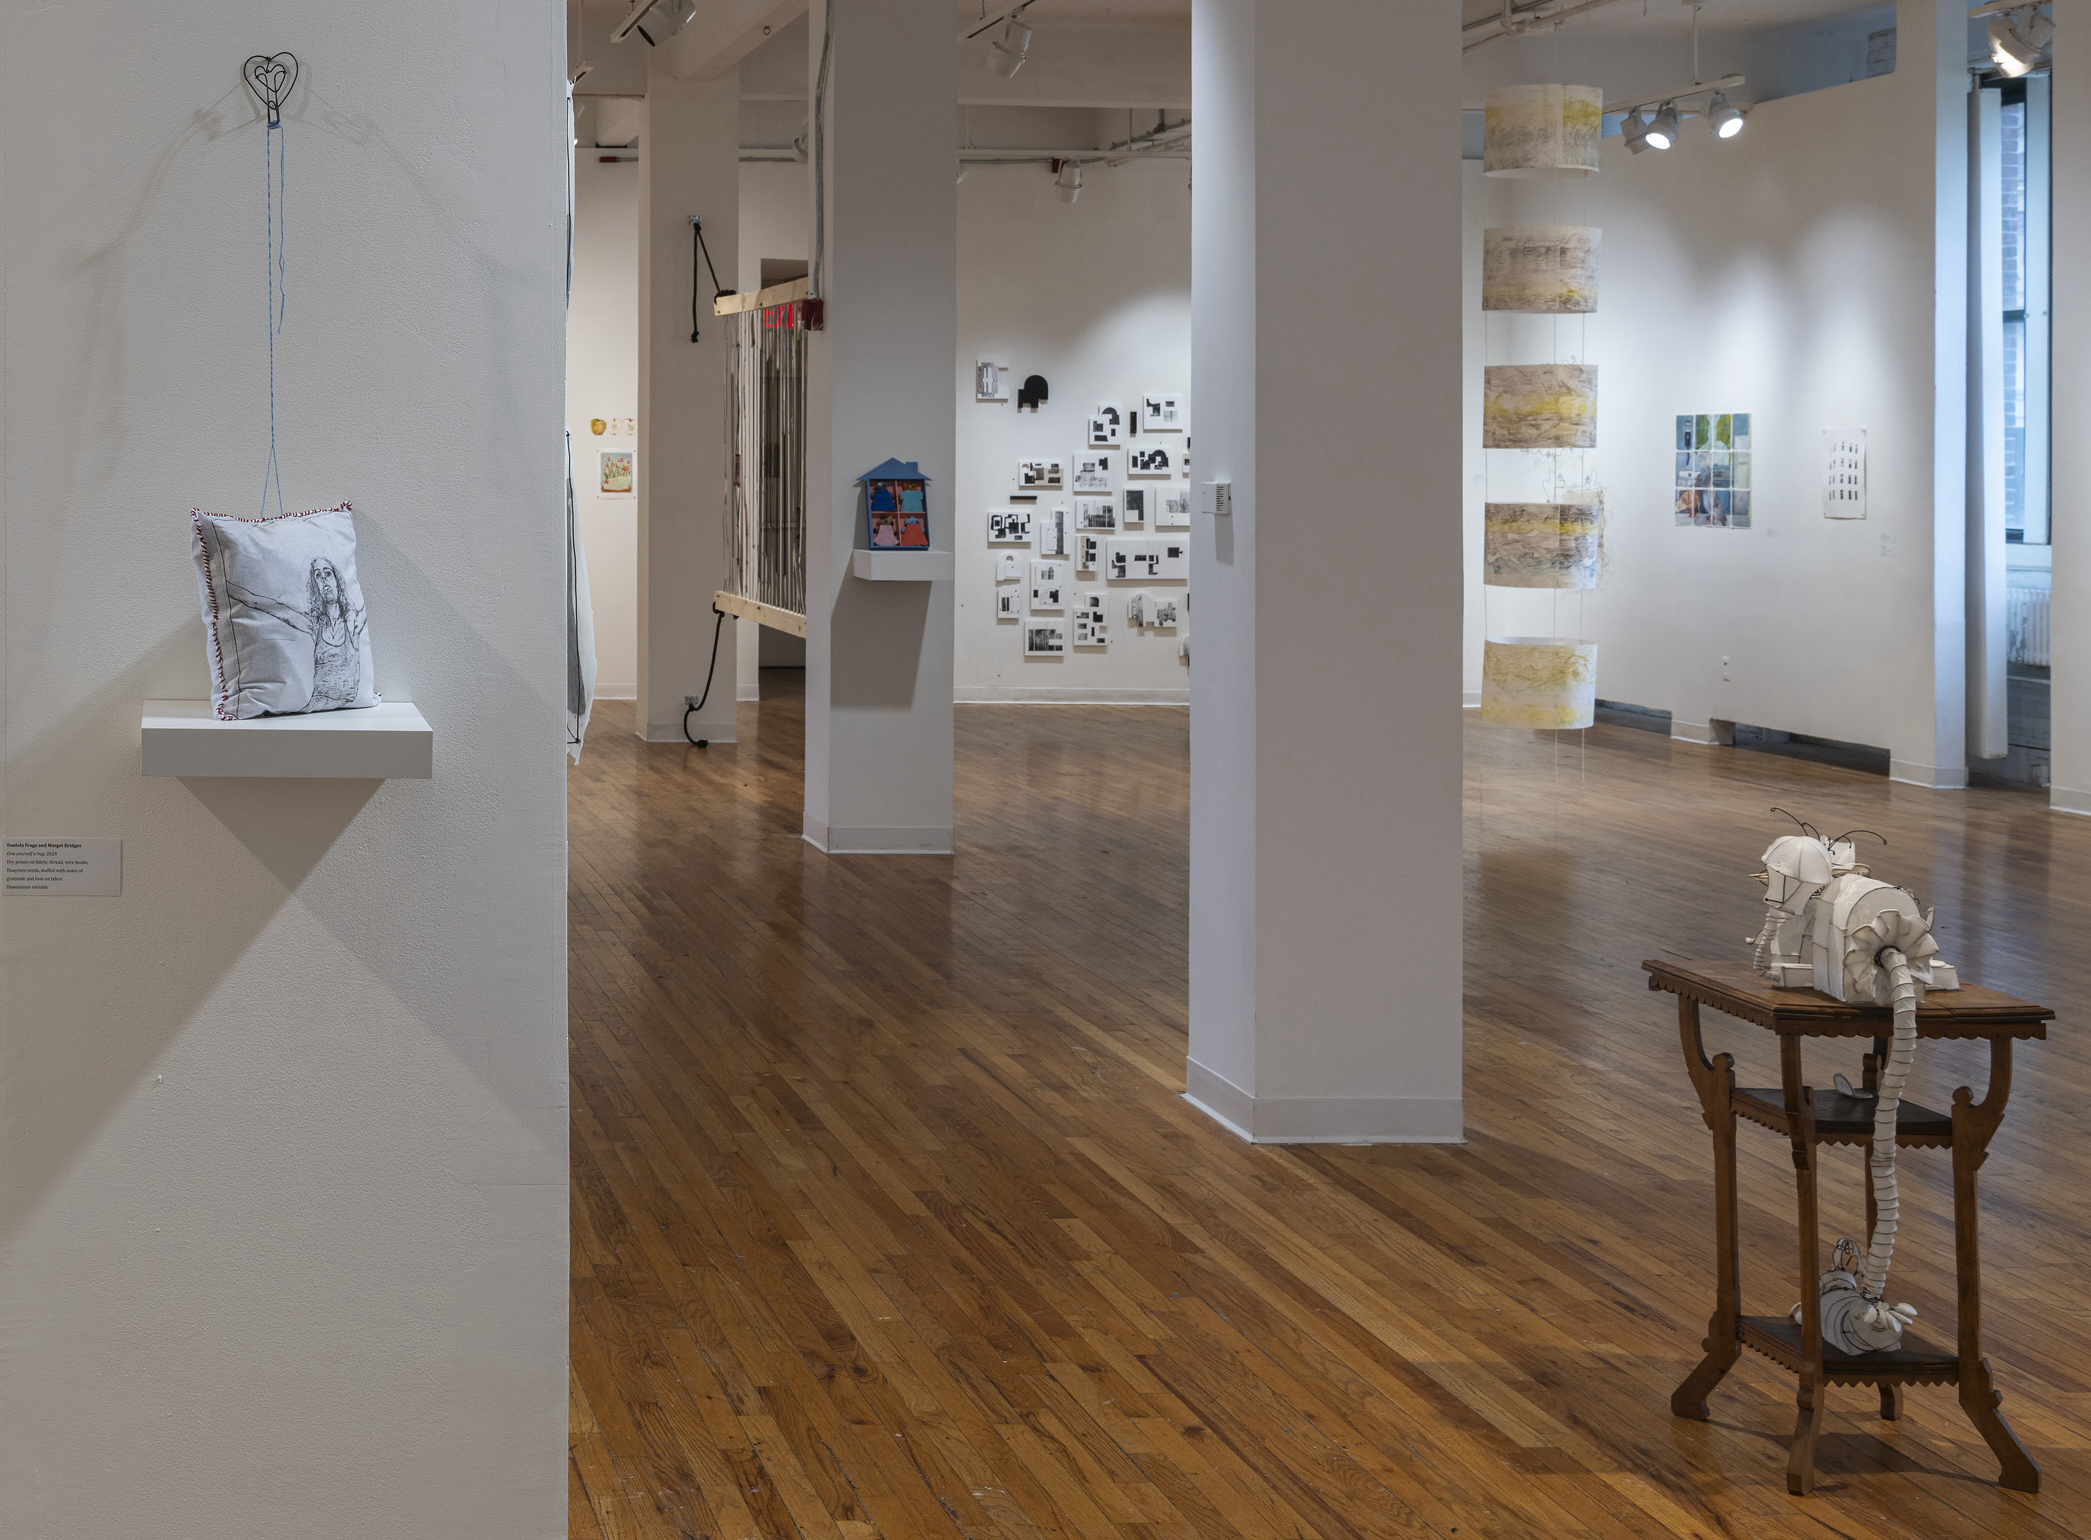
[1483,226,1601,313]
[1483,85,1603,178]
[1482,364,1597,448]
[1484,500,1603,588]
[1481,638,1599,729]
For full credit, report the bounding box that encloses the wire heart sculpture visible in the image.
[243,52,299,125]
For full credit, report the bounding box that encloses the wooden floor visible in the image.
[569,678,2091,1540]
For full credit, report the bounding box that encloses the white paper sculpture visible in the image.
[1028,558,1066,611]
[1073,590,1109,646]
[1483,226,1601,313]
[1480,637,1596,729]
[1483,365,1598,449]
[988,507,1033,543]
[1483,84,1602,178]
[1747,816,1961,1355]
[1483,501,1602,588]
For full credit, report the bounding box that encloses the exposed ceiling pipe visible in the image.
[738,144,1190,166]
[1463,0,1640,52]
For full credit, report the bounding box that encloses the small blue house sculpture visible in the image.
[859,458,931,550]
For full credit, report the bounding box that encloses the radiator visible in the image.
[2008,584,2051,668]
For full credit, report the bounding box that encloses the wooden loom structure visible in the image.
[714,278,820,639]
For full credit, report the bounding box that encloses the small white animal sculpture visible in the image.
[1748,812,1959,1354]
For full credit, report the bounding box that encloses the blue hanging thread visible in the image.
[259,112,287,518]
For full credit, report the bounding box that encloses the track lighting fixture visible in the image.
[615,0,697,46]
[1988,6,2053,75]
[1707,91,1744,138]
[1620,109,1652,154]
[1053,158,1082,204]
[987,18,1033,77]
[1644,102,1680,150]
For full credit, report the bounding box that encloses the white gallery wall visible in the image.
[2,7,568,1538]
[569,142,640,700]
[578,152,1195,707]
[956,158,1193,702]
[1466,6,1967,783]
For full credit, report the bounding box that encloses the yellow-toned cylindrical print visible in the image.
[1484,500,1603,588]
[1482,226,1601,313]
[1483,85,1603,178]
[1481,638,1598,729]
[1482,364,1597,449]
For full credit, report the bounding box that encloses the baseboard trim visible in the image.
[644,723,736,744]
[1890,759,1969,790]
[1462,691,1481,709]
[1671,718,1735,747]
[2051,787,2091,817]
[1183,1058,1464,1145]
[802,815,953,855]
[595,683,637,701]
[955,686,1189,705]
[737,684,760,702]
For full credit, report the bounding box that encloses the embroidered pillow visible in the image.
[191,504,381,720]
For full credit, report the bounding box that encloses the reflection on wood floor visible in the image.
[569,678,2089,1539]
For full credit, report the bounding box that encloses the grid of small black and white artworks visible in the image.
[989,392,1191,659]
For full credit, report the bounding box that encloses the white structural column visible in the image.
[801,0,958,854]
[637,59,740,743]
[1185,0,1464,1143]
[2054,0,2091,814]
[1920,0,1972,788]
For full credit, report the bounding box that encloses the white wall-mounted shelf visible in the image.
[852,548,954,582]
[141,700,434,779]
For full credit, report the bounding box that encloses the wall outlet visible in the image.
[1720,655,1731,682]
[1881,532,1896,557]
[684,694,704,709]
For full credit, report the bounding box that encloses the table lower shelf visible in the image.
[1740,1315,1960,1386]
[1734,1086,1953,1147]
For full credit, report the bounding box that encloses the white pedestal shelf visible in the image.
[141,700,433,779]
[851,548,953,582]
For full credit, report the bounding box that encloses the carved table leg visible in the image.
[1878,1384,1903,1422]
[1953,1039,2040,1492]
[1786,1039,1826,1495]
[1673,996,1743,1418]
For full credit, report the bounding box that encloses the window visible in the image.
[1999,79,2050,545]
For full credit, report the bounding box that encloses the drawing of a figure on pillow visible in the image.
[227,556,368,711]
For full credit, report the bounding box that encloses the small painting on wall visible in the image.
[600,449,634,496]
[1823,426,1866,519]
[1673,413,1751,528]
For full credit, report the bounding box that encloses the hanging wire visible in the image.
[240,57,299,520]
[258,112,287,518]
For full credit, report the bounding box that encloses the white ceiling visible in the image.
[1463,0,1886,34]
[957,0,1189,20]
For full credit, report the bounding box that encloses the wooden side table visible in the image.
[1645,958,2052,1495]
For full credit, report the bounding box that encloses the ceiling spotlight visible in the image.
[987,18,1033,77]
[1644,101,1680,150]
[1620,109,1651,154]
[1989,7,2053,75]
[617,0,697,46]
[1054,158,1082,204]
[1707,92,1744,138]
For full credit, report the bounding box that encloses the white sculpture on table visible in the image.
[1747,812,1959,1354]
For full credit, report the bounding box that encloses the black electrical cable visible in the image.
[683,604,727,746]
[689,217,733,343]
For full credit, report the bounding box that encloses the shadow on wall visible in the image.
[0,514,564,1252]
